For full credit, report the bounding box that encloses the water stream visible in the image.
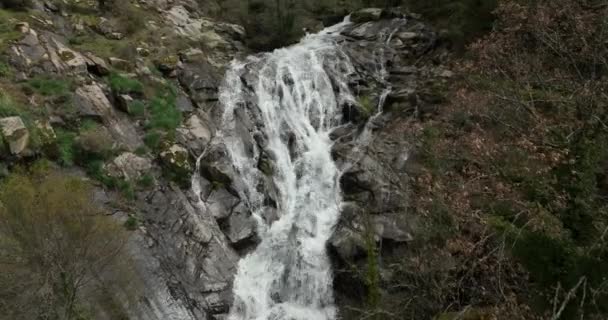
[211,17,401,320]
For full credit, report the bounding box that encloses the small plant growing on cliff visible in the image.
[108,73,143,94]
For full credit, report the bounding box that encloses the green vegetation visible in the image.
[27,76,72,97]
[108,73,143,95]
[137,173,154,188]
[0,168,132,320]
[128,99,146,118]
[147,86,181,131]
[124,216,138,230]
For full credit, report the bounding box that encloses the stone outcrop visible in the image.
[0,116,29,155]
[106,152,152,181]
[73,84,142,150]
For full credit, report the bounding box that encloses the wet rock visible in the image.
[205,187,239,220]
[106,152,153,181]
[223,203,257,245]
[199,143,235,186]
[351,8,384,23]
[0,116,29,155]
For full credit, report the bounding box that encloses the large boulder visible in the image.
[106,152,153,181]
[160,144,193,178]
[0,116,29,155]
[176,113,213,155]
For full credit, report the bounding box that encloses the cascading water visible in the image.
[212,17,402,320]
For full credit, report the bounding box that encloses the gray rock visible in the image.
[0,116,29,155]
[108,57,132,71]
[106,152,153,181]
[83,52,110,76]
[205,187,239,220]
[116,94,134,113]
[9,28,88,75]
[176,113,212,155]
[223,203,257,245]
[73,83,141,150]
[160,144,193,176]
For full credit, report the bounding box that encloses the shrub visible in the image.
[108,73,143,95]
[27,77,71,97]
[0,61,10,77]
[128,100,146,118]
[124,216,138,230]
[147,88,181,131]
[143,130,162,150]
[55,129,77,166]
[0,170,129,320]
[137,173,154,188]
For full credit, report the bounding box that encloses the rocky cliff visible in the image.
[0,1,454,319]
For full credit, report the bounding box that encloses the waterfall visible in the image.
[212,17,399,320]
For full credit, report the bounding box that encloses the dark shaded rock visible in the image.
[351,8,383,23]
[178,61,221,103]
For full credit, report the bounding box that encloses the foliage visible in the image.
[147,85,181,131]
[0,170,129,320]
[128,99,146,118]
[27,76,71,97]
[107,73,143,95]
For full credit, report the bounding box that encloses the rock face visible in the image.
[0,117,29,155]
[1,4,448,319]
[73,84,141,150]
[106,152,152,181]
[9,27,89,76]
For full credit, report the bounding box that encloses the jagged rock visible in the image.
[372,215,413,242]
[73,83,141,150]
[199,144,234,186]
[160,144,193,177]
[116,94,134,113]
[223,203,256,245]
[176,113,212,155]
[205,187,239,220]
[155,55,180,76]
[15,21,29,33]
[83,52,110,76]
[351,8,383,23]
[175,93,194,113]
[95,18,124,40]
[140,185,240,318]
[178,60,221,103]
[0,116,29,155]
[108,57,132,71]
[9,28,88,75]
[106,152,153,181]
